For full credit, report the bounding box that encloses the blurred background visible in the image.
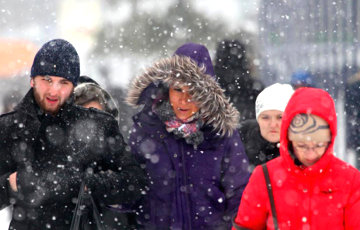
[1,0,360,226]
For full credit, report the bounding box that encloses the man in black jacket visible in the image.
[0,39,145,229]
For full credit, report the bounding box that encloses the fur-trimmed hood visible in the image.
[74,82,120,122]
[127,55,240,136]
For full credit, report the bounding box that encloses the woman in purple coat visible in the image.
[126,43,250,230]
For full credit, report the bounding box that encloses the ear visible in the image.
[30,78,34,87]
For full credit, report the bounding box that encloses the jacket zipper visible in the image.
[181,143,192,230]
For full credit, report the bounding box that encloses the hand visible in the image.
[9,172,18,192]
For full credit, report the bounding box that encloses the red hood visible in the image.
[280,87,337,174]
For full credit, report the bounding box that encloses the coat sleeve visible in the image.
[15,116,146,209]
[0,124,17,209]
[220,131,250,227]
[83,117,147,207]
[0,154,13,209]
[344,170,360,229]
[232,165,269,230]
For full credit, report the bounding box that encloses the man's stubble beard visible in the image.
[33,86,63,116]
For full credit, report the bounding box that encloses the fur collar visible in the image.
[127,55,240,136]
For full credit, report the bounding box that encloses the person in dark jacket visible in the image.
[0,39,145,230]
[2,90,22,114]
[214,39,264,121]
[75,75,135,142]
[126,42,250,230]
[239,83,294,172]
[74,75,140,229]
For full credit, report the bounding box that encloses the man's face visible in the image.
[31,75,74,115]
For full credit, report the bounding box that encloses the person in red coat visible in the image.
[233,87,360,229]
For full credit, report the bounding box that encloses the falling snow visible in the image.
[1,0,360,229]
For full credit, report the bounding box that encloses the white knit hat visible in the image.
[255,83,294,119]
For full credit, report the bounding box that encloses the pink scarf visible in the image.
[165,117,199,137]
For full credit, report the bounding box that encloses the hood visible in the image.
[174,42,215,77]
[74,82,120,122]
[127,55,239,136]
[280,87,337,172]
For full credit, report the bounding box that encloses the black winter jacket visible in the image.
[0,89,145,229]
[238,119,280,172]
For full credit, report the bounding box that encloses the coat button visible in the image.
[160,134,165,139]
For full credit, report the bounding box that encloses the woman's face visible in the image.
[292,141,329,166]
[169,85,199,121]
[257,110,283,143]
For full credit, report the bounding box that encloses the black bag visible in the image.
[70,181,105,230]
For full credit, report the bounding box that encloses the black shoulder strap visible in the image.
[70,181,86,230]
[262,163,279,230]
[70,181,105,230]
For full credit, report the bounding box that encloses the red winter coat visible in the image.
[233,87,360,230]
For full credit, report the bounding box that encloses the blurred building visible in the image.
[0,0,60,41]
[0,39,38,113]
[258,0,359,89]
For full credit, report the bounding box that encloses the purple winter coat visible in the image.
[127,44,250,230]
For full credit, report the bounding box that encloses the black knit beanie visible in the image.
[30,39,80,86]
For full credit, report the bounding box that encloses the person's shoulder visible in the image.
[249,164,267,183]
[321,156,360,193]
[251,158,283,181]
[0,110,21,122]
[0,110,17,118]
[265,155,282,167]
[330,156,360,176]
[0,110,23,131]
[218,129,241,145]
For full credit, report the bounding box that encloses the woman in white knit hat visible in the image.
[239,83,294,172]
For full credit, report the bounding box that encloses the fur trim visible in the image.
[127,55,240,136]
[74,82,119,121]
